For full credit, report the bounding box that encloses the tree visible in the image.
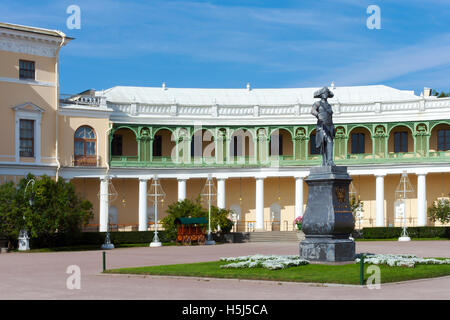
[161,197,234,240]
[427,198,450,224]
[210,206,234,234]
[0,174,93,248]
[431,89,450,98]
[0,181,28,247]
[161,198,207,240]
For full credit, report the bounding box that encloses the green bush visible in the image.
[361,227,450,239]
[0,174,93,248]
[427,198,450,224]
[29,231,170,248]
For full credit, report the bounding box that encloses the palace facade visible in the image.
[1,23,449,233]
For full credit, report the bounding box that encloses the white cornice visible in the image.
[55,162,450,179]
[0,30,62,57]
[59,105,113,118]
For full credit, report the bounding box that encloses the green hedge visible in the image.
[29,231,172,248]
[361,227,450,239]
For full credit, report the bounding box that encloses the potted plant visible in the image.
[294,216,305,241]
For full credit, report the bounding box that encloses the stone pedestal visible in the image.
[18,230,30,251]
[299,166,355,262]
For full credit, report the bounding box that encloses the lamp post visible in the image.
[19,179,35,251]
[201,175,217,245]
[148,176,165,247]
[395,171,414,242]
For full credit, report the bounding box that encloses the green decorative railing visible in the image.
[109,151,450,168]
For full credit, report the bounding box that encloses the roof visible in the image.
[99,85,419,106]
[174,217,208,225]
[0,22,73,40]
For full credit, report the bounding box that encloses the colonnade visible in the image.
[97,171,430,232]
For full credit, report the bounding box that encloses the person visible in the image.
[311,87,335,166]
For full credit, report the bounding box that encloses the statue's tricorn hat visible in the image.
[314,87,334,99]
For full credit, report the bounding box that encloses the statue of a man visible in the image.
[311,87,335,166]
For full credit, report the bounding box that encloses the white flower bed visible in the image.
[220,254,309,270]
[355,254,450,268]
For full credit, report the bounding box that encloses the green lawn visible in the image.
[105,260,450,285]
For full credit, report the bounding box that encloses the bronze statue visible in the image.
[311,87,335,166]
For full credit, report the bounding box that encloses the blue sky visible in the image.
[1,0,450,95]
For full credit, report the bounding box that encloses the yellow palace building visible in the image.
[1,23,449,233]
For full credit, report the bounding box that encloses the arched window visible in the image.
[74,126,97,166]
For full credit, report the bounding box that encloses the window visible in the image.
[310,134,320,155]
[437,129,450,151]
[269,135,283,156]
[19,119,34,157]
[394,131,408,153]
[19,60,35,80]
[111,134,123,156]
[74,126,96,166]
[351,133,365,154]
[153,135,162,157]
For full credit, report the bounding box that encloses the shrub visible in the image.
[0,174,93,248]
[28,231,171,248]
[361,227,450,239]
[427,198,450,224]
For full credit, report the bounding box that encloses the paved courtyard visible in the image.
[0,241,449,300]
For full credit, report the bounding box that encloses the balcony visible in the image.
[72,155,101,167]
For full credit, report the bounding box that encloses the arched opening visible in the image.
[308,129,320,157]
[347,127,372,157]
[269,129,293,158]
[230,204,241,232]
[191,129,215,159]
[111,127,138,158]
[153,128,176,158]
[74,125,97,166]
[430,123,450,153]
[230,129,254,162]
[388,125,413,154]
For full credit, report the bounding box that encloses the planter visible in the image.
[296,230,305,241]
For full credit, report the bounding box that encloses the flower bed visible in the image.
[355,254,450,268]
[220,254,309,270]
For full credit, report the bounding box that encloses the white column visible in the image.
[417,173,427,226]
[255,177,265,230]
[138,178,148,231]
[178,178,187,201]
[375,174,385,227]
[295,177,304,218]
[99,177,109,232]
[217,178,226,209]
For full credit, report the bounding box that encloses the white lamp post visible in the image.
[148,176,165,247]
[19,179,35,251]
[395,171,415,242]
[201,175,217,245]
